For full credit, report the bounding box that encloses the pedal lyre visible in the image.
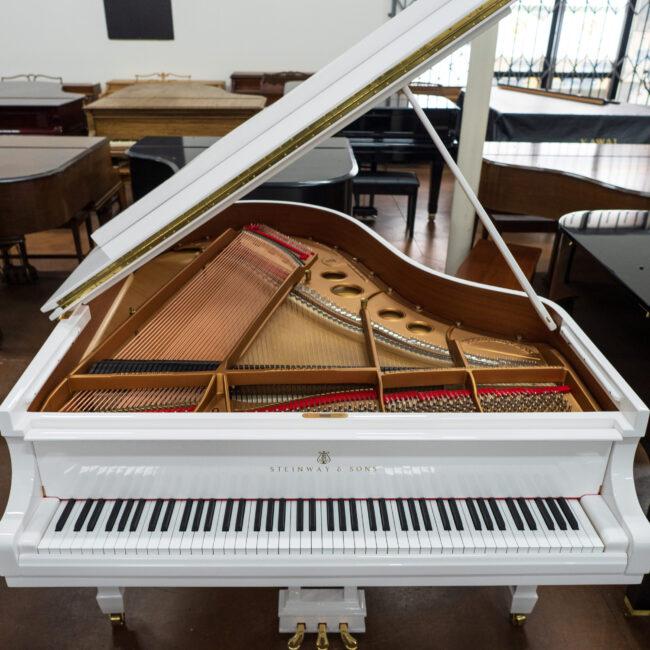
[316,622,329,649]
[340,622,358,649]
[287,622,305,649]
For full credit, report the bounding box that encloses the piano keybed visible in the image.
[30,495,607,557]
[39,224,602,415]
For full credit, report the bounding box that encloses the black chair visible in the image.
[352,170,420,238]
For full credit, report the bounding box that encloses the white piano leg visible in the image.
[279,586,366,643]
[508,585,538,626]
[96,587,126,627]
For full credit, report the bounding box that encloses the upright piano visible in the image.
[1,1,648,646]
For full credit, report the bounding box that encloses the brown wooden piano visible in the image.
[0,81,86,135]
[84,83,266,141]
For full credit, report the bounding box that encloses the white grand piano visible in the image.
[1,1,648,648]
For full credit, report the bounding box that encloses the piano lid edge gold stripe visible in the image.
[56,0,510,312]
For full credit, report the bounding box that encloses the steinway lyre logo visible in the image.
[317,450,331,465]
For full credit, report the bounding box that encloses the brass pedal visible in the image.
[339,622,358,649]
[109,612,125,627]
[510,613,527,627]
[287,622,305,649]
[316,622,329,649]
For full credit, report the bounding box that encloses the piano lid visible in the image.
[43,0,514,318]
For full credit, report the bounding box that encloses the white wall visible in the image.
[1,0,390,88]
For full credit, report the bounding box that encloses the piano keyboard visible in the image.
[32,497,605,556]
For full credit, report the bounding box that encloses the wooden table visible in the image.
[103,78,225,96]
[84,83,265,140]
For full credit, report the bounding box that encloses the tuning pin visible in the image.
[287,623,305,649]
[316,622,329,649]
[339,623,358,649]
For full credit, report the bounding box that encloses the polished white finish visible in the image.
[509,585,538,614]
[278,587,366,633]
[96,587,124,615]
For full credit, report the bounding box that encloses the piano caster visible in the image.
[109,613,125,628]
[316,623,329,649]
[287,623,305,649]
[510,614,527,627]
[339,623,358,649]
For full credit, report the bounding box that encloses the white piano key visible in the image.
[255,500,270,555]
[212,500,230,554]
[426,500,450,553]
[279,500,291,554]
[471,502,497,554]
[87,502,112,555]
[390,501,412,554]
[522,500,550,553]
[169,500,190,554]
[310,501,323,555]
[37,500,66,554]
[103,501,125,555]
[190,501,208,555]
[359,501,376,554]
[382,502,399,553]
[403,500,423,554]
[245,500,259,555]
[157,501,181,555]
[224,500,242,554]
[340,501,355,554]
[134,501,155,554]
[125,501,151,555]
[496,501,524,554]
[235,501,251,555]
[459,501,484,553]
[267,500,280,555]
[299,501,311,555]
[55,501,83,555]
[569,500,603,552]
[450,501,473,554]
[332,500,345,554]
[321,501,333,554]
[287,501,299,554]
[351,500,366,554]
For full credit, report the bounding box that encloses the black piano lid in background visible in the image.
[126,136,357,213]
[458,86,650,144]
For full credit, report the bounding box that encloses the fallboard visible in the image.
[33,437,612,500]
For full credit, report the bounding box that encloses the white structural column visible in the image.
[445,24,500,275]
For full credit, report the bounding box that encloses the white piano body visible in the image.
[1,0,649,637]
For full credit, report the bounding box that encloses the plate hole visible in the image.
[321,271,347,280]
[407,321,433,334]
[331,284,363,297]
[379,309,405,320]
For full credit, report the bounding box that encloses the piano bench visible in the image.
[456,239,541,292]
[352,171,420,239]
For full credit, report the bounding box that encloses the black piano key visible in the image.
[545,497,567,530]
[466,499,482,531]
[161,499,175,532]
[396,499,409,531]
[86,499,105,532]
[192,499,205,532]
[74,499,94,532]
[105,499,123,532]
[55,499,76,532]
[221,498,234,532]
[407,498,420,531]
[378,498,390,531]
[517,498,537,530]
[235,498,246,532]
[436,499,451,531]
[326,498,335,532]
[349,499,359,532]
[506,498,524,531]
[534,497,554,530]
[254,498,263,532]
[278,499,286,532]
[366,499,378,531]
[129,499,145,532]
[309,499,317,532]
[296,498,304,532]
[557,497,580,530]
[148,499,164,532]
[179,500,193,533]
[476,498,494,531]
[265,499,275,532]
[418,498,432,531]
[337,500,346,532]
[204,499,216,532]
[488,498,506,531]
[448,499,464,531]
